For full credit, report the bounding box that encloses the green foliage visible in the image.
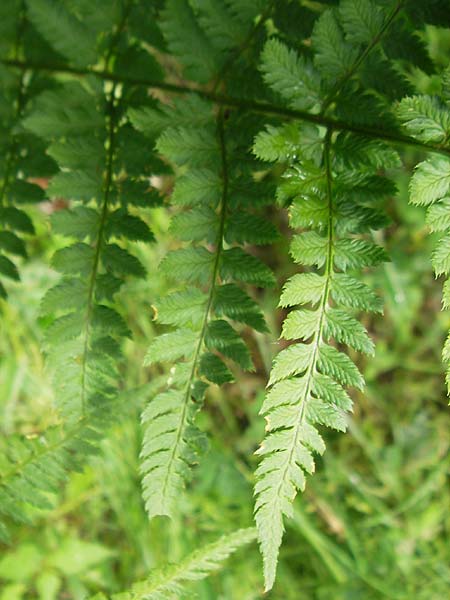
[252,120,392,587]
[134,98,273,519]
[0,416,104,542]
[398,94,450,391]
[1,0,450,597]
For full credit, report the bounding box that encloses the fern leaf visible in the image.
[144,330,199,366]
[409,156,450,206]
[253,129,388,590]
[137,95,274,521]
[109,528,256,599]
[213,284,268,333]
[397,96,450,143]
[20,3,154,429]
[169,206,218,242]
[51,207,100,241]
[161,0,220,83]
[153,288,208,329]
[221,248,275,287]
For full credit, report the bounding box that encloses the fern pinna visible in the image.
[1,0,450,595]
[92,527,256,600]
[131,0,277,518]
[252,2,405,589]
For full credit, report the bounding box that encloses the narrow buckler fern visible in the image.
[1,0,450,595]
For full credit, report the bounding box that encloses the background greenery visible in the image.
[1,17,450,600]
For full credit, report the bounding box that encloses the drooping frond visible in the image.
[92,528,256,600]
[133,98,275,519]
[0,383,152,541]
[22,1,163,423]
[252,17,401,588]
[130,1,277,520]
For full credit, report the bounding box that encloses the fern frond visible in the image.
[22,0,164,424]
[130,13,276,513]
[119,0,277,523]
[26,81,132,420]
[136,101,274,519]
[250,30,411,579]
[253,122,390,589]
[0,415,103,541]
[101,528,256,599]
[0,379,151,541]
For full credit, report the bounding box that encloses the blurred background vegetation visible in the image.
[1,24,450,600]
